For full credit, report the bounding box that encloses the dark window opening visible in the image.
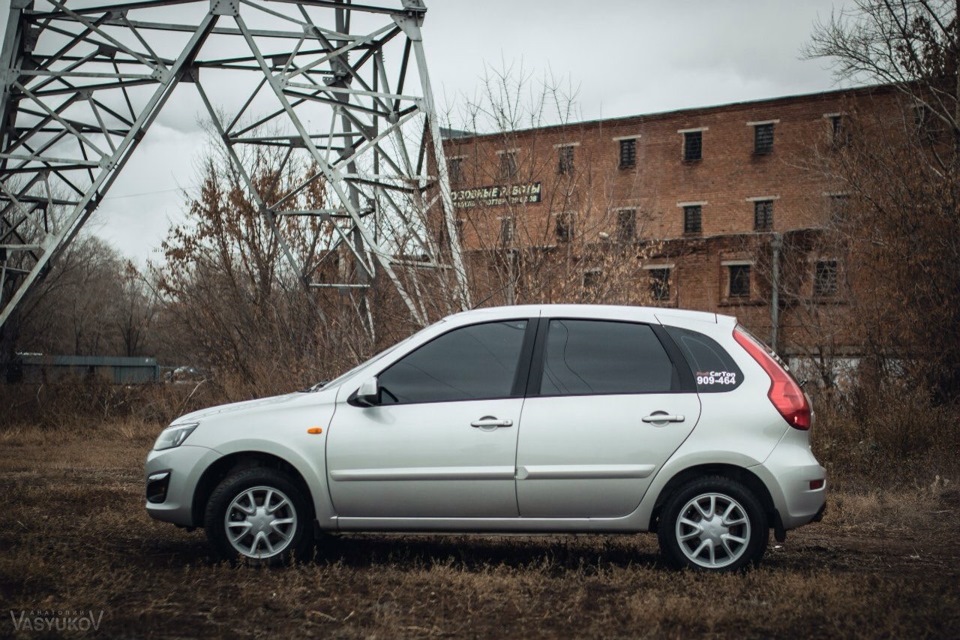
[555,212,574,242]
[683,205,702,234]
[499,151,518,180]
[619,138,637,169]
[754,123,774,155]
[583,269,601,288]
[616,209,637,242]
[728,264,751,298]
[378,320,528,404]
[540,319,677,396]
[829,195,849,223]
[754,200,774,231]
[830,115,849,147]
[558,145,575,174]
[915,105,941,144]
[649,268,671,301]
[448,158,463,185]
[814,260,838,297]
[683,131,702,162]
[499,217,514,245]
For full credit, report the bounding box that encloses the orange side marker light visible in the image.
[307,427,323,435]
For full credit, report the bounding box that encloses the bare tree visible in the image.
[806,0,960,399]
[14,235,134,357]
[155,130,380,397]
[442,63,667,309]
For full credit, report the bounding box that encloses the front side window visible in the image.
[378,320,528,404]
[540,320,676,396]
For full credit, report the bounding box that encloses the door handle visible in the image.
[470,416,514,428]
[642,413,685,424]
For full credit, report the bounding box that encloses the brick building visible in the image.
[440,84,905,367]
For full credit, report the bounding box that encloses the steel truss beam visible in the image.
[0,0,470,335]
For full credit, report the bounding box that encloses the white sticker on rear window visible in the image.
[696,371,737,386]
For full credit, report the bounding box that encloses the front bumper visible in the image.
[144,444,219,527]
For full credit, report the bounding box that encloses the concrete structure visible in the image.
[18,355,160,384]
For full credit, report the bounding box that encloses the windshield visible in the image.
[302,321,444,392]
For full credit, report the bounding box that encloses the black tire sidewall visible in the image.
[204,467,313,566]
[658,475,768,572]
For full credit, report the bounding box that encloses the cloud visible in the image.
[2,0,855,263]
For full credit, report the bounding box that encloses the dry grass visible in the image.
[1,419,959,639]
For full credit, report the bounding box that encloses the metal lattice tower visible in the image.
[0,0,470,336]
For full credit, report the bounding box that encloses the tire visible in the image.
[204,467,314,566]
[657,475,768,572]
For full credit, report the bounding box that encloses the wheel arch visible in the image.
[647,463,776,533]
[191,451,315,528]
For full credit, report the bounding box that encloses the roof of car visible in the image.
[446,304,730,326]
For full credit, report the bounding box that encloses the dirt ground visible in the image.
[1,421,958,639]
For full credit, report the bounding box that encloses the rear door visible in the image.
[515,318,701,518]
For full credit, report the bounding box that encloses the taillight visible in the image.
[733,326,810,430]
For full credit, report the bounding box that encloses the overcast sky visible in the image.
[1,0,856,265]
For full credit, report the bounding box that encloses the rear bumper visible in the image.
[754,429,827,530]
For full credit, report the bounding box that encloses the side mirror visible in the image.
[353,376,380,407]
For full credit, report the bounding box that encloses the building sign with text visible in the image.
[451,182,542,208]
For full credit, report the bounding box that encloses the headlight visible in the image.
[153,423,199,451]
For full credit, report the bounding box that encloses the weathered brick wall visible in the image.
[441,86,905,355]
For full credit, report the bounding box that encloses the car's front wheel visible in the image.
[658,476,768,571]
[204,467,313,565]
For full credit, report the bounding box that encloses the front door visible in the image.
[516,318,701,518]
[327,319,531,519]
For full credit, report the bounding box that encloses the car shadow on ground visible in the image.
[312,533,664,571]
[133,526,664,571]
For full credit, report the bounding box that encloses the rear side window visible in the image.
[378,320,528,404]
[664,326,743,392]
[540,319,677,395]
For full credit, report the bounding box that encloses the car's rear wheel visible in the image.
[658,476,768,571]
[204,467,313,565]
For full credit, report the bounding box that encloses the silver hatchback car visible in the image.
[146,305,825,571]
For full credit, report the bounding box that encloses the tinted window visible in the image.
[665,326,743,393]
[540,320,676,395]
[378,320,528,404]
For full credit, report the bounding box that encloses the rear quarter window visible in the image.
[664,326,743,393]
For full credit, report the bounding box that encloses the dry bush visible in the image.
[0,381,222,431]
[810,379,959,490]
